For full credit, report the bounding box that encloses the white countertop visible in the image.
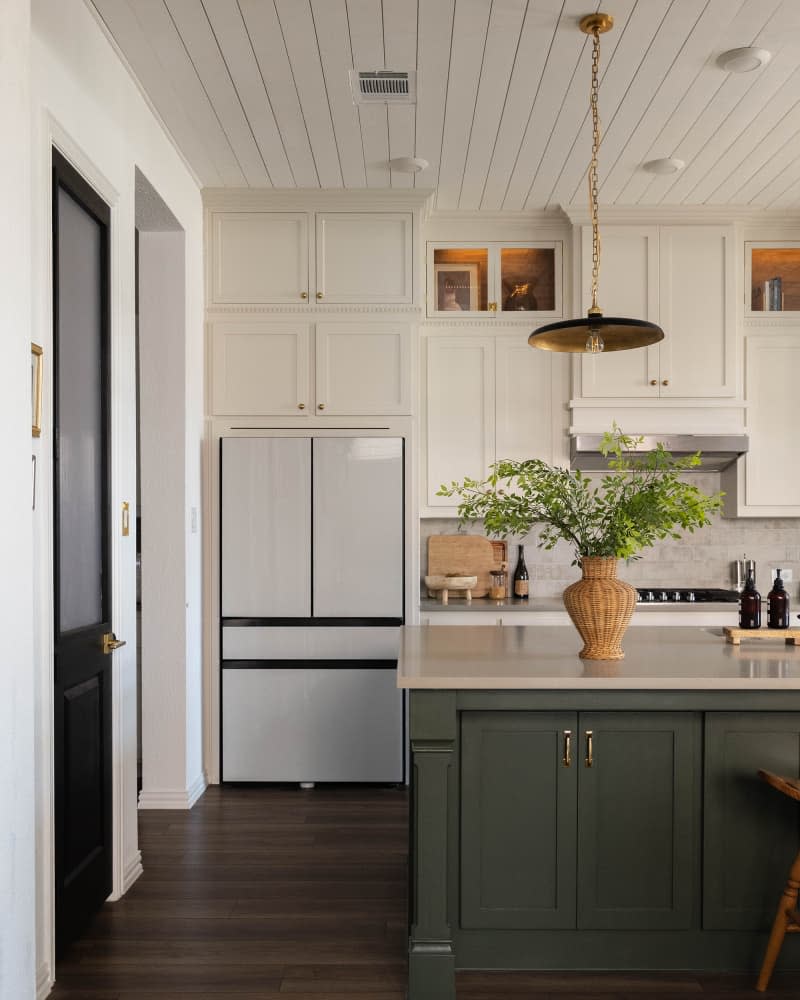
[418,597,739,614]
[397,625,800,690]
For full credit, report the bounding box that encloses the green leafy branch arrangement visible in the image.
[437,427,723,565]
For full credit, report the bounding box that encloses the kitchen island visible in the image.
[398,626,800,1000]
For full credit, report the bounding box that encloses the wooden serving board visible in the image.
[723,627,800,645]
[427,536,507,599]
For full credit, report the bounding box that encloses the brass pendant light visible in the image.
[529,13,664,354]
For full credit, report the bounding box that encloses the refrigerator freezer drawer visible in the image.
[222,626,400,661]
[222,667,403,782]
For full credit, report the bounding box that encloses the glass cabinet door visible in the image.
[431,246,490,314]
[500,245,557,314]
[747,243,800,314]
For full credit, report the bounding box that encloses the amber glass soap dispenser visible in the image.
[767,569,790,629]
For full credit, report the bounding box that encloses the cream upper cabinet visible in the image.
[208,210,413,305]
[316,213,412,304]
[210,318,411,417]
[210,212,309,304]
[424,333,565,514]
[579,225,736,400]
[722,333,800,517]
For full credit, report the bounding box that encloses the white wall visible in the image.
[0,2,35,997]
[30,0,205,992]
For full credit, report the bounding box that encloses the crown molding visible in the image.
[202,188,435,213]
[562,203,800,226]
[425,207,569,227]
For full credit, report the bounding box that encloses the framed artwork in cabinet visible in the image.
[434,262,479,312]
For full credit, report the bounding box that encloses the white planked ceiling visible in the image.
[88,0,800,209]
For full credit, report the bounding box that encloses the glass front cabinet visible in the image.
[746,242,800,316]
[427,242,562,319]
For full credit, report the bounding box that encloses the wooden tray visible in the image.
[723,627,800,645]
[427,536,507,599]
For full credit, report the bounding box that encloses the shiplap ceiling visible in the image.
[89,0,800,210]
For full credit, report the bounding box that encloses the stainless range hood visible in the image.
[570,434,748,472]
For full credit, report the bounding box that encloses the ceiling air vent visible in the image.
[350,70,417,104]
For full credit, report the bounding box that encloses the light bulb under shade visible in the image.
[528,314,665,353]
[717,47,771,73]
[388,156,429,173]
[643,157,685,175]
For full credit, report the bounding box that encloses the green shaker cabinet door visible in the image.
[577,712,700,930]
[460,711,578,929]
[704,713,800,930]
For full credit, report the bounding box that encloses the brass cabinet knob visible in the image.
[300,291,308,299]
[316,291,324,300]
[649,379,658,386]
[488,301,497,312]
[662,379,670,386]
[318,403,325,410]
[298,403,305,410]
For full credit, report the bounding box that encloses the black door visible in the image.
[53,148,116,953]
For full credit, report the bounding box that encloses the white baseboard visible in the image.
[123,849,143,892]
[137,772,207,810]
[36,961,53,1000]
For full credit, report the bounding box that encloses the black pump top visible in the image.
[772,570,785,591]
[744,569,757,591]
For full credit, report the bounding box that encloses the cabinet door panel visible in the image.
[659,227,734,397]
[315,322,411,415]
[461,712,577,929]
[221,438,311,617]
[426,336,494,509]
[496,336,555,464]
[210,321,310,416]
[312,437,403,618]
[577,712,699,930]
[211,212,308,304]
[316,213,412,303]
[704,713,800,930]
[579,227,659,398]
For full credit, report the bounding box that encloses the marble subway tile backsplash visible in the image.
[422,474,800,600]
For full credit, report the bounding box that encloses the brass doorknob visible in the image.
[300,291,308,299]
[318,403,325,410]
[649,379,658,386]
[298,403,305,410]
[662,379,670,386]
[316,291,323,300]
[102,632,126,655]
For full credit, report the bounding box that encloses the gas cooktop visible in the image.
[636,588,740,604]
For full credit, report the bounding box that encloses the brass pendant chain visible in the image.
[588,25,602,315]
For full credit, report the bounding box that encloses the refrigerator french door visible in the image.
[220,435,404,782]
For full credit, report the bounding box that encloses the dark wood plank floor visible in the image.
[52,785,800,999]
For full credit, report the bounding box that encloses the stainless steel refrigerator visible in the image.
[220,435,404,782]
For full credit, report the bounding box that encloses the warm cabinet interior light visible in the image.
[529,12,664,355]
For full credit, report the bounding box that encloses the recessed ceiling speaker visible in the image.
[717,47,771,73]
[388,156,429,173]
[643,157,686,175]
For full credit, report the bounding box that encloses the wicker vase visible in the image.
[562,556,637,660]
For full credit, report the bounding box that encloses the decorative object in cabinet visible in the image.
[427,242,561,318]
[210,319,411,417]
[208,209,413,305]
[746,243,800,315]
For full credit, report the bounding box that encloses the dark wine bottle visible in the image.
[767,569,790,629]
[739,569,761,629]
[513,544,529,600]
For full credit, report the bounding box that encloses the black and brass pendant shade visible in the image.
[529,13,664,355]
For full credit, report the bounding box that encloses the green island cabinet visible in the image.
[407,686,800,1000]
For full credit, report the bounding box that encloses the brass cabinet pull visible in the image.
[300,291,308,299]
[102,632,126,655]
[662,378,670,386]
[649,379,658,385]
[318,403,325,410]
[562,730,573,768]
[298,403,306,410]
[584,730,594,768]
[316,291,324,299]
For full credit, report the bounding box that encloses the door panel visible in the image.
[221,437,311,617]
[704,713,800,930]
[312,437,403,618]
[460,712,578,929]
[53,148,113,953]
[577,712,699,930]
